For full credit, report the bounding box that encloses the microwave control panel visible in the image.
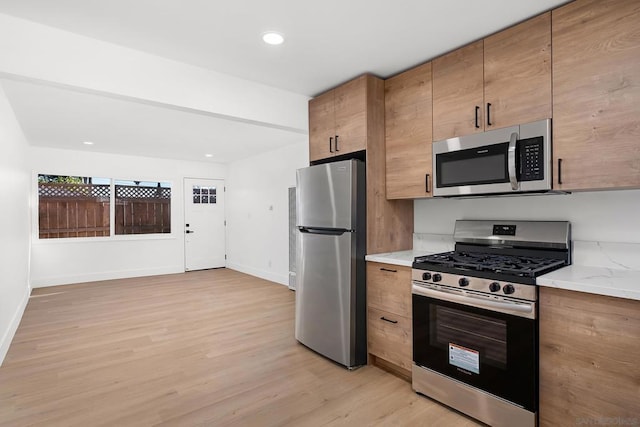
[518,137,544,181]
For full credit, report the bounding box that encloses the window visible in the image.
[38,175,110,239]
[192,185,216,204]
[115,180,171,235]
[37,175,172,239]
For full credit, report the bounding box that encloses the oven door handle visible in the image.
[412,284,535,319]
[508,132,519,191]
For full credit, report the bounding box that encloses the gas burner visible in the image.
[414,251,568,281]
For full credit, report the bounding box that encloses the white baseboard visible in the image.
[226,262,288,286]
[30,266,184,288]
[0,285,30,366]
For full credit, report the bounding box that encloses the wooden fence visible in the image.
[38,183,110,238]
[38,183,171,238]
[115,185,171,235]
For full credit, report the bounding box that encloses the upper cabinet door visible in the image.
[308,90,335,162]
[385,62,433,199]
[432,41,484,142]
[552,0,640,191]
[334,75,368,156]
[484,12,551,130]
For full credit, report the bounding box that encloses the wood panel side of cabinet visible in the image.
[484,12,551,130]
[366,76,414,254]
[334,75,368,156]
[552,0,640,191]
[308,90,335,162]
[539,287,640,426]
[432,40,485,141]
[385,62,433,199]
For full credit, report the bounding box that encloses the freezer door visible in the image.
[295,228,356,367]
[296,160,357,230]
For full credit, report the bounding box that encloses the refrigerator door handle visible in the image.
[299,227,349,236]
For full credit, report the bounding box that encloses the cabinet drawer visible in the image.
[367,307,412,371]
[367,262,411,317]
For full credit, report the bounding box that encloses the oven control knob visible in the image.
[503,284,515,295]
[489,282,501,292]
[432,273,442,282]
[458,278,469,287]
[422,272,432,281]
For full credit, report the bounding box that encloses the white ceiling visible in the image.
[1,79,305,163]
[0,0,568,163]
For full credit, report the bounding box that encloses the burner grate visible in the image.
[414,251,567,278]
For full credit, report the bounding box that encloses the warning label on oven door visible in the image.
[449,343,480,374]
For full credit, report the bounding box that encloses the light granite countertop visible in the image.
[365,250,428,267]
[537,265,640,301]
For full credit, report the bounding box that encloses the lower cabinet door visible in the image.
[367,306,412,371]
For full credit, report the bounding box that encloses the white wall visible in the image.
[226,141,309,285]
[29,147,227,287]
[415,190,640,243]
[0,83,31,364]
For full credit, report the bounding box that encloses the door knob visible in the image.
[186,230,194,234]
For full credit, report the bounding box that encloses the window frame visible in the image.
[33,172,176,243]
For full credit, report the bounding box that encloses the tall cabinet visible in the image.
[385,62,433,199]
[432,12,552,141]
[552,0,640,191]
[307,74,413,254]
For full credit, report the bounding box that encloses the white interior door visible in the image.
[184,178,225,271]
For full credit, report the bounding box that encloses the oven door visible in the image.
[412,284,537,412]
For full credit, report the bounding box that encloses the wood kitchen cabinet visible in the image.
[308,75,369,162]
[366,262,412,380]
[432,12,551,141]
[552,0,640,191]
[539,287,640,426]
[385,62,433,199]
[308,73,413,254]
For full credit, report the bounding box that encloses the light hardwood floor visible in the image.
[0,269,480,426]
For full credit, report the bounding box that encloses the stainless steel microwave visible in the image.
[433,119,551,197]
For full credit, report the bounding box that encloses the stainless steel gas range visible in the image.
[411,220,571,427]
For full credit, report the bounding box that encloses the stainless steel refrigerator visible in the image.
[295,159,366,368]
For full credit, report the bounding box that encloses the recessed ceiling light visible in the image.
[262,32,284,45]
[83,141,94,145]
[204,153,213,158]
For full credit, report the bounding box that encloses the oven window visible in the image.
[431,305,507,370]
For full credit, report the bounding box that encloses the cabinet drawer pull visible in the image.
[329,136,334,153]
[335,135,339,152]
[558,158,563,185]
[475,106,480,129]
[486,103,492,126]
[425,173,431,193]
[379,267,397,273]
[380,316,398,324]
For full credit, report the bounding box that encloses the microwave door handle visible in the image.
[508,132,519,191]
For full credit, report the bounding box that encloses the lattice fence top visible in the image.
[116,185,171,199]
[39,183,110,199]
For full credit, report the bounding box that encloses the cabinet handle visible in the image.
[475,106,480,129]
[335,135,339,152]
[380,267,397,273]
[486,103,492,126]
[329,136,334,153]
[381,316,398,324]
[558,158,563,185]
[425,173,431,193]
